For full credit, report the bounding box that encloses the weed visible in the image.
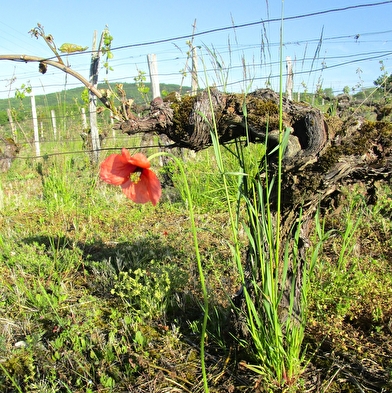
[111,260,182,320]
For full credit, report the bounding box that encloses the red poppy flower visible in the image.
[100,148,161,206]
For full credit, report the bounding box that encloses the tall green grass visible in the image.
[193,4,323,387]
[205,114,318,387]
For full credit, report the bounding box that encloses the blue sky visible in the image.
[0,0,391,99]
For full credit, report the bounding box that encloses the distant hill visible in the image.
[0,82,190,126]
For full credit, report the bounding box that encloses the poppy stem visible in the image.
[148,151,209,393]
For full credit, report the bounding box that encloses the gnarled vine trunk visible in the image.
[0,137,20,172]
[115,88,392,328]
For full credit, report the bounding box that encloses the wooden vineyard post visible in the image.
[286,56,293,100]
[81,108,88,130]
[191,45,198,96]
[147,54,172,167]
[179,19,197,95]
[110,112,115,141]
[89,30,102,164]
[147,54,160,99]
[51,110,57,140]
[7,109,17,141]
[30,95,40,157]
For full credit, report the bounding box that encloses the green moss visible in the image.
[3,349,36,386]
[360,120,392,145]
[317,120,392,172]
[324,115,344,137]
[169,92,282,141]
[170,95,197,139]
[225,93,245,105]
[281,172,323,208]
[247,96,279,116]
[224,93,279,116]
[317,146,342,173]
[246,96,281,132]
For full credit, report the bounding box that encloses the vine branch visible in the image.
[0,54,116,116]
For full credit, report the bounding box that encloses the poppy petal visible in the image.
[100,152,136,185]
[126,151,151,169]
[141,168,162,206]
[121,178,149,204]
[121,169,161,205]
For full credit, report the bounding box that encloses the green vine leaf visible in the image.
[59,43,88,54]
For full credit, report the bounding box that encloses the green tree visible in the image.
[0,110,8,126]
[374,73,392,94]
[323,88,334,99]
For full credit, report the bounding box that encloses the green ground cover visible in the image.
[0,131,391,392]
